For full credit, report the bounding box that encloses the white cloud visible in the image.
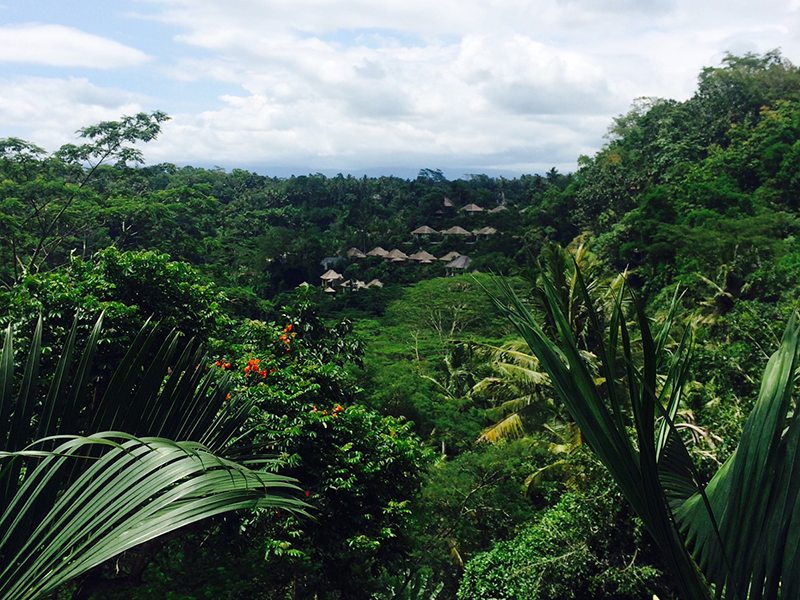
[0,24,149,68]
[3,1,800,174]
[0,77,145,148]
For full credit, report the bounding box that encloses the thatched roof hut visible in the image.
[445,255,472,273]
[438,251,462,262]
[387,249,409,262]
[323,286,336,294]
[320,269,344,283]
[366,246,390,257]
[473,226,498,236]
[489,204,508,213]
[346,247,366,258]
[461,203,484,214]
[411,225,439,237]
[366,279,384,288]
[443,197,455,208]
[441,225,472,236]
[409,250,437,263]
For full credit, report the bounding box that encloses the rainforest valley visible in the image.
[2,51,800,599]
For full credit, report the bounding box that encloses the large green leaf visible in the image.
[488,265,800,599]
[0,315,305,599]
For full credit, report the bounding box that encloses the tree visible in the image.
[0,112,169,285]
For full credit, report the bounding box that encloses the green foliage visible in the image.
[0,248,229,352]
[458,452,668,600]
[0,316,301,600]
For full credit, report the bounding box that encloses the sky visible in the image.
[0,1,798,179]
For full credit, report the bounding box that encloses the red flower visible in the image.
[304,489,310,498]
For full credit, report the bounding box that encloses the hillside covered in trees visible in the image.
[2,50,800,599]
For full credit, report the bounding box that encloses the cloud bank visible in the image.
[0,1,798,176]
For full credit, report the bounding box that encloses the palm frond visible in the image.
[477,412,525,443]
[0,314,304,598]
[483,273,712,599]
[0,434,303,600]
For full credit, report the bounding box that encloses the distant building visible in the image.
[473,226,498,237]
[387,249,410,262]
[346,247,367,259]
[461,203,484,215]
[445,255,472,275]
[366,246,390,257]
[320,269,344,287]
[320,256,344,270]
[409,250,437,263]
[441,225,473,237]
[489,204,508,214]
[366,279,384,288]
[411,225,439,239]
[438,251,462,262]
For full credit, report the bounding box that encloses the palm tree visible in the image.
[487,266,800,599]
[471,340,555,443]
[0,315,304,600]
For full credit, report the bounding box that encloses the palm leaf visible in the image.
[0,315,304,599]
[487,263,800,598]
[484,274,712,599]
[0,434,302,600]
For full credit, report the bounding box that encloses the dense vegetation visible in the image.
[2,50,800,598]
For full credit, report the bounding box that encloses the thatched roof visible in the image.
[411,225,439,235]
[461,203,484,212]
[445,255,472,270]
[489,204,508,213]
[439,251,462,262]
[443,197,454,207]
[353,280,368,290]
[320,269,343,281]
[441,225,472,236]
[366,279,384,288]
[387,249,409,262]
[366,246,389,257]
[409,250,437,263]
[474,226,498,236]
[346,247,366,258]
[323,286,336,294]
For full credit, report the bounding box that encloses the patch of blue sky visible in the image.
[0,60,237,115]
[301,27,434,48]
[0,1,177,65]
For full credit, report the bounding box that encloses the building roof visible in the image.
[320,269,343,281]
[346,247,366,258]
[409,250,437,263]
[443,196,455,207]
[366,279,384,288]
[353,280,368,290]
[323,286,336,293]
[489,204,508,213]
[411,225,439,235]
[387,248,409,261]
[441,225,473,236]
[438,251,462,262]
[461,203,484,212]
[473,226,498,236]
[445,255,472,270]
[366,246,389,257]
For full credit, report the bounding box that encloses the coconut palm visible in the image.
[487,266,800,599]
[471,340,555,443]
[0,315,303,600]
